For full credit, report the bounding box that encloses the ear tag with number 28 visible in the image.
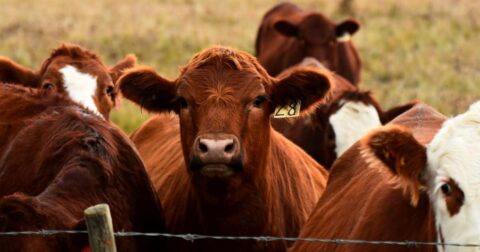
[274,100,301,118]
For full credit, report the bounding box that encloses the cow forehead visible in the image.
[59,65,101,116]
[329,99,382,157]
[427,108,480,198]
[178,67,266,99]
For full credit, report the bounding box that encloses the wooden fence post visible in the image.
[84,204,117,252]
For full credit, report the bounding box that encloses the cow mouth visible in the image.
[198,164,235,178]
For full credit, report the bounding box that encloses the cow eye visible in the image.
[177,97,188,109]
[42,83,54,91]
[253,96,266,108]
[106,86,115,96]
[441,183,452,195]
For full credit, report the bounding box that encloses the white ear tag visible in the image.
[337,33,351,42]
[274,100,301,118]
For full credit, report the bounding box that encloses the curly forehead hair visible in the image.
[180,46,271,81]
[39,43,103,74]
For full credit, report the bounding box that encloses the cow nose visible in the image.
[194,135,239,162]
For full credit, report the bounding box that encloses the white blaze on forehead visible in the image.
[329,100,381,157]
[427,101,480,249]
[59,65,100,116]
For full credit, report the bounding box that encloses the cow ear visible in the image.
[110,54,137,83]
[117,66,177,113]
[0,57,38,87]
[362,125,427,206]
[336,19,360,36]
[270,67,332,114]
[273,20,299,37]
[380,101,417,124]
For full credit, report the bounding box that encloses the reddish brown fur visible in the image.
[273,64,417,169]
[0,44,136,119]
[119,46,330,251]
[256,2,362,84]
[0,84,165,251]
[290,104,446,252]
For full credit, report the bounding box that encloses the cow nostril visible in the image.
[199,142,208,153]
[224,143,234,153]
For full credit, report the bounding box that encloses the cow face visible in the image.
[364,102,480,249]
[118,47,331,189]
[0,44,136,119]
[273,13,359,70]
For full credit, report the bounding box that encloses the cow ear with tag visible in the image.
[336,19,360,38]
[269,66,332,116]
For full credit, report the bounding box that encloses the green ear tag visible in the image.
[274,100,301,118]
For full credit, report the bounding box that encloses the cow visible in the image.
[0,84,166,251]
[273,58,417,169]
[255,2,362,85]
[289,102,480,252]
[117,46,330,251]
[0,43,136,119]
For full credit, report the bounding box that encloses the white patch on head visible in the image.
[426,101,480,251]
[59,65,100,116]
[329,100,381,157]
[336,33,351,42]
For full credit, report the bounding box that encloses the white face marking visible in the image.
[329,100,382,157]
[59,65,100,116]
[426,101,480,251]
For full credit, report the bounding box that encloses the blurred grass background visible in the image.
[0,0,478,133]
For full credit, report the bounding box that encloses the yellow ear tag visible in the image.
[337,33,351,42]
[274,100,301,118]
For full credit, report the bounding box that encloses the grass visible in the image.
[1,0,479,133]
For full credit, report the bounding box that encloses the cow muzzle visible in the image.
[190,133,243,178]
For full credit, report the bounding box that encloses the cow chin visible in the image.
[189,159,244,179]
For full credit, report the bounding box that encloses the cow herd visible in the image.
[0,2,479,252]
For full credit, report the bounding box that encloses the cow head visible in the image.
[273,13,360,80]
[364,102,480,249]
[0,194,89,251]
[0,44,136,119]
[119,46,331,198]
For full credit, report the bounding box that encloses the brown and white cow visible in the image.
[0,43,136,119]
[118,46,330,251]
[290,102,480,251]
[273,59,416,169]
[0,84,165,251]
[255,2,362,84]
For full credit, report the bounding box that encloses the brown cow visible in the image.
[118,46,330,251]
[256,2,362,84]
[0,43,136,119]
[273,59,416,169]
[0,84,165,251]
[290,102,480,251]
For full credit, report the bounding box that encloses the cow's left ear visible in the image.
[117,66,178,113]
[0,57,38,87]
[270,66,332,114]
[379,101,418,124]
[362,125,427,206]
[336,19,360,36]
[110,54,137,83]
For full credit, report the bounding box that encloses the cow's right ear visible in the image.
[270,66,332,114]
[362,125,427,206]
[117,66,177,113]
[0,57,38,87]
[273,20,299,37]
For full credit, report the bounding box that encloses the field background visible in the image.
[1,0,479,133]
